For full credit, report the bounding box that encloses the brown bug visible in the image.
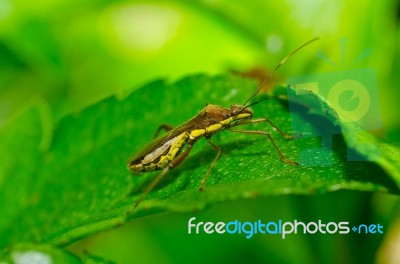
[128,38,318,208]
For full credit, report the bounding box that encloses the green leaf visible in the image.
[283,85,400,186]
[81,252,118,264]
[0,74,399,250]
[0,244,81,264]
[0,243,117,264]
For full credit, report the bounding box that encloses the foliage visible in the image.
[1,75,399,262]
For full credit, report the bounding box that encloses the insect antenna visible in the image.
[243,37,319,107]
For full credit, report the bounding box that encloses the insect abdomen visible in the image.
[129,132,189,172]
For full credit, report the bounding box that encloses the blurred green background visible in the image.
[1,0,400,263]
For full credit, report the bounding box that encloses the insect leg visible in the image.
[234,118,295,139]
[132,145,193,209]
[229,128,299,166]
[153,124,175,139]
[199,138,221,191]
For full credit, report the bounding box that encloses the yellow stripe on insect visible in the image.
[166,145,180,160]
[190,129,205,138]
[157,155,170,168]
[162,132,188,167]
[233,113,251,120]
[206,123,223,133]
[220,117,233,126]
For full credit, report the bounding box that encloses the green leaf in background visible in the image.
[1,74,399,256]
[283,85,400,186]
[2,0,397,131]
[0,244,81,264]
[0,243,116,263]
